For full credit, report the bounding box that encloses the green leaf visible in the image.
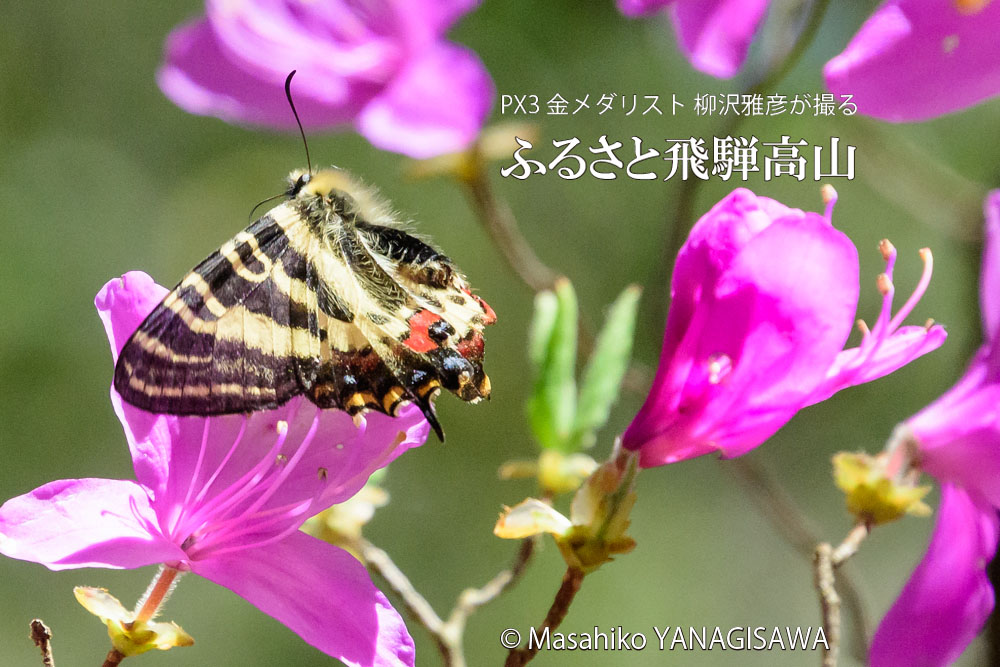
[526,278,579,451]
[528,290,558,368]
[572,285,641,448]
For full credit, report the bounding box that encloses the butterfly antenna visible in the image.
[248,192,287,221]
[284,70,313,175]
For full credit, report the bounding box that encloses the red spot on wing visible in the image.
[456,331,485,362]
[463,288,497,325]
[402,309,441,353]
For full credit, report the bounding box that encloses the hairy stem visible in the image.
[363,538,535,667]
[134,565,179,624]
[504,568,585,667]
[30,619,54,667]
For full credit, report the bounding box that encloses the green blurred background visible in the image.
[2,1,999,665]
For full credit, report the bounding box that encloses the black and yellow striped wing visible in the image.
[114,207,338,414]
[114,168,496,440]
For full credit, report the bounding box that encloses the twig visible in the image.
[459,158,656,392]
[30,619,54,667]
[814,543,840,667]
[461,164,558,293]
[831,524,869,567]
[444,538,536,650]
[362,538,535,667]
[814,523,870,667]
[101,649,125,667]
[360,541,450,659]
[728,458,871,660]
[504,568,585,667]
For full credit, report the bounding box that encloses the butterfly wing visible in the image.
[331,222,496,429]
[113,204,356,415]
[115,184,496,441]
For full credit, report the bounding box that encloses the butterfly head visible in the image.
[287,168,395,226]
[286,167,359,198]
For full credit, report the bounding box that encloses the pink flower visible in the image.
[825,0,1000,121]
[0,272,429,667]
[871,192,1000,666]
[622,188,946,467]
[616,0,770,78]
[158,0,493,158]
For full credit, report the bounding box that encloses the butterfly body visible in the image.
[114,168,495,440]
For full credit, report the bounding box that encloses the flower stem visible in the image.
[504,567,585,667]
[134,565,180,624]
[814,522,870,667]
[457,143,655,393]
[30,619,55,667]
[459,154,558,293]
[101,649,125,667]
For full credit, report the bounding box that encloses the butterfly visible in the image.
[113,167,495,441]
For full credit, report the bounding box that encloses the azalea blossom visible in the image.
[623,187,946,467]
[0,272,428,667]
[870,191,1000,666]
[158,0,494,158]
[616,0,770,78]
[825,0,1000,122]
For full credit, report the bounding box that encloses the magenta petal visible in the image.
[0,479,183,570]
[624,195,860,465]
[356,42,494,158]
[982,191,1000,343]
[95,273,188,497]
[617,0,675,18]
[913,369,1000,507]
[870,484,998,666]
[95,272,168,362]
[158,18,377,130]
[812,323,948,404]
[701,216,859,457]
[670,0,769,78]
[418,0,481,32]
[192,531,414,666]
[212,401,428,519]
[825,0,1000,121]
[159,1,493,154]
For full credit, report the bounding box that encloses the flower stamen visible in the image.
[192,418,248,506]
[239,410,322,517]
[170,419,213,536]
[821,184,838,222]
[888,248,933,331]
[826,241,938,388]
[171,415,291,543]
[876,273,894,297]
